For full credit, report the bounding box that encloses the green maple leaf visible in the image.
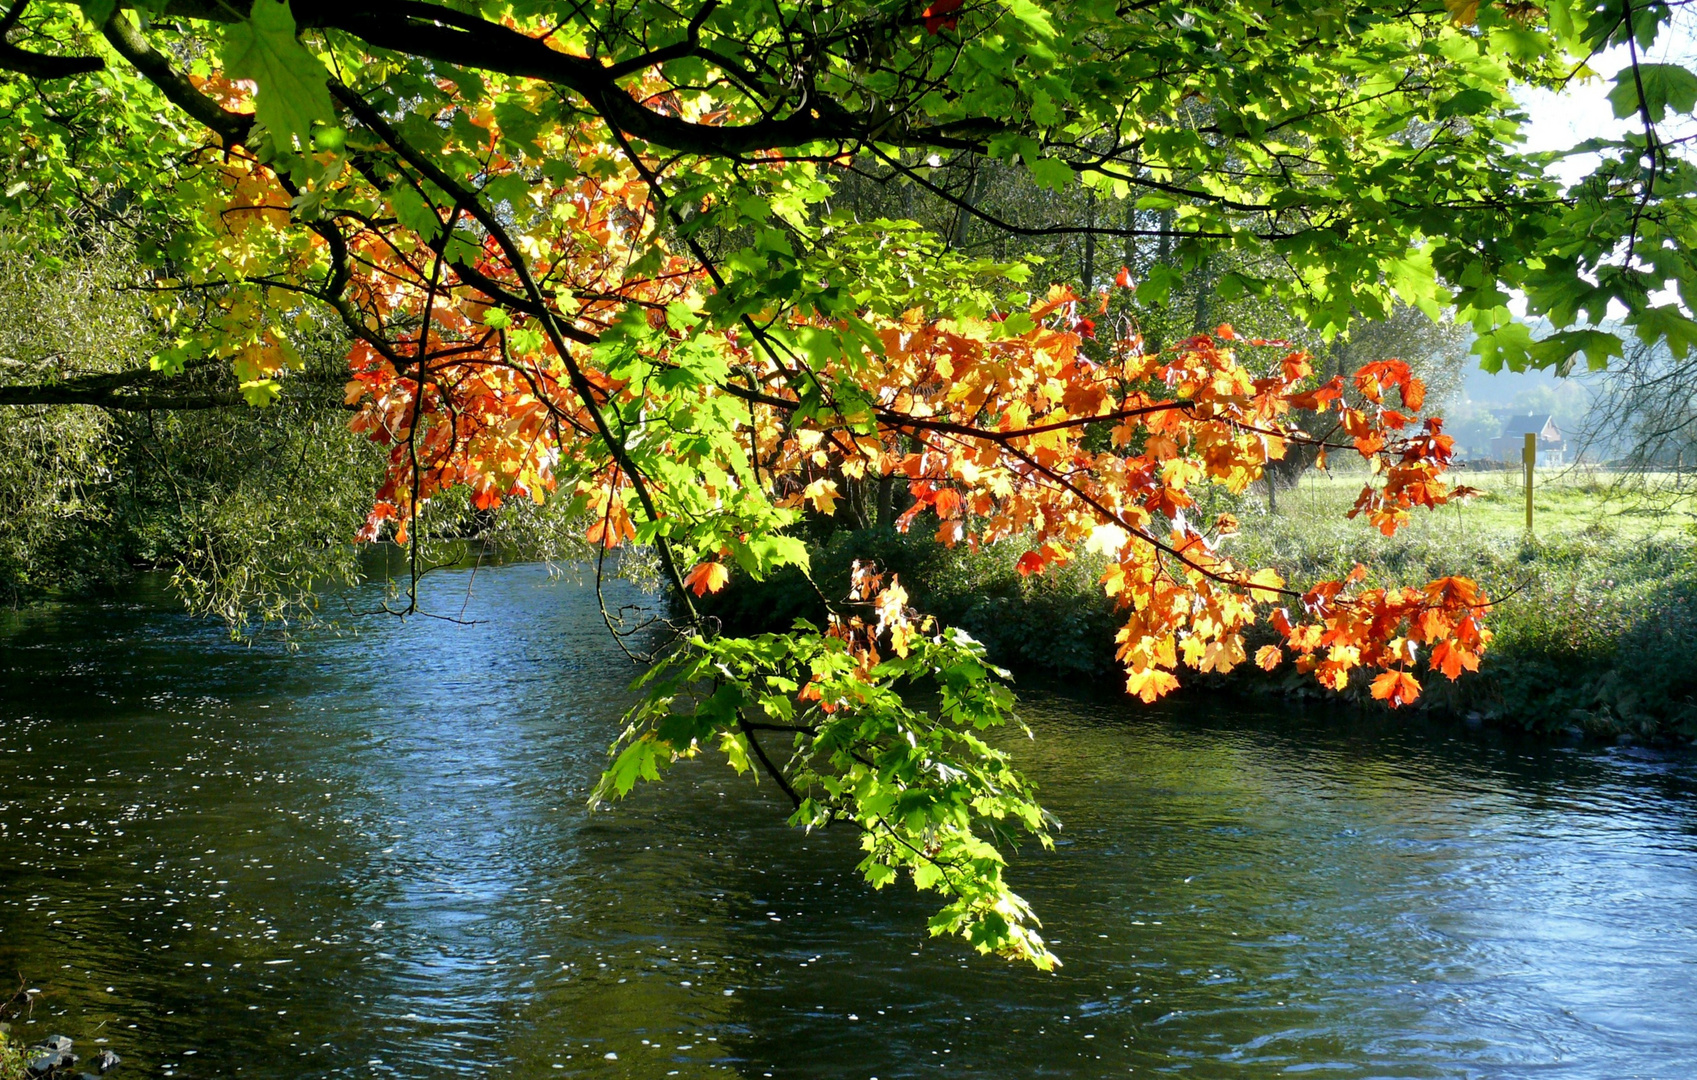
[76,0,117,27]
[220,0,335,150]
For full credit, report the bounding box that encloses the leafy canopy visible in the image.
[0,0,1687,963]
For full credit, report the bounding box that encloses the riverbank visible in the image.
[698,472,1697,741]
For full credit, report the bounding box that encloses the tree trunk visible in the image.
[1081,191,1097,293]
[1123,201,1137,273]
[950,161,980,252]
[1191,253,1214,334]
[876,472,895,530]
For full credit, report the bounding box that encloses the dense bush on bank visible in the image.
[698,517,1697,741]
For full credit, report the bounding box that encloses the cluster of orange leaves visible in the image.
[718,291,1491,707]
[335,126,696,542]
[209,78,1488,709]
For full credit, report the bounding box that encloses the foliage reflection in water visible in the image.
[1,563,1694,1078]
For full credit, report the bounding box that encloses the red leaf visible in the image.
[922,0,963,33]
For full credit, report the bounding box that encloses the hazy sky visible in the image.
[1478,14,1697,382]
[1516,12,1697,180]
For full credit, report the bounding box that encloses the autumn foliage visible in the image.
[140,31,1495,968]
[327,141,1492,709]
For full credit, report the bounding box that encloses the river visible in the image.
[1,563,1694,1078]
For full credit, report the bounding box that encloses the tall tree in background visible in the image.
[0,0,1689,963]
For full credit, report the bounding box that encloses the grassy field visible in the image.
[1269,466,1697,541]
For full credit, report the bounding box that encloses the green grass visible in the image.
[1276,466,1697,539]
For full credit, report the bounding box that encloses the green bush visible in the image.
[0,1030,27,1080]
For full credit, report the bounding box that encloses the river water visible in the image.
[1,563,1694,1078]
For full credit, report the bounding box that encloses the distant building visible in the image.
[1490,413,1565,466]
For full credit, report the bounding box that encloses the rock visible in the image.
[27,1050,76,1077]
[1463,712,1484,730]
[92,1049,121,1074]
[29,1038,72,1055]
[1616,732,1636,746]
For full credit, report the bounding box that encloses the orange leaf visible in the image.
[1255,645,1283,671]
[932,487,962,519]
[1369,670,1422,706]
[1126,667,1180,703]
[683,561,730,597]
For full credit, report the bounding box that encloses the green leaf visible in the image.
[77,0,117,27]
[388,183,442,242]
[999,0,1058,39]
[604,737,663,797]
[239,378,281,406]
[1027,157,1073,193]
[1607,63,1697,123]
[220,0,336,150]
[1437,87,1497,119]
[1629,304,1697,358]
[1528,328,1624,372]
[1472,321,1536,372]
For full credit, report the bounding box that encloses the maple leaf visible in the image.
[1255,645,1282,671]
[932,487,962,519]
[803,478,841,515]
[1369,670,1422,706]
[1114,266,1134,289]
[1429,640,1479,680]
[220,0,336,151]
[1246,567,1285,601]
[683,561,731,597]
[1125,667,1180,703]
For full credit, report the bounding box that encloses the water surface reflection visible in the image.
[1,564,1693,1078]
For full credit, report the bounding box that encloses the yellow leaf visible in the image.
[803,478,840,515]
[1247,567,1285,601]
[1125,666,1180,703]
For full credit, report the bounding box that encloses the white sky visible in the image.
[1500,14,1697,323]
[1516,13,1697,186]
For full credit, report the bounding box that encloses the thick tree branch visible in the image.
[0,384,241,409]
[0,39,103,78]
[102,11,251,145]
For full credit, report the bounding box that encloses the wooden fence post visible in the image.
[1523,431,1536,533]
